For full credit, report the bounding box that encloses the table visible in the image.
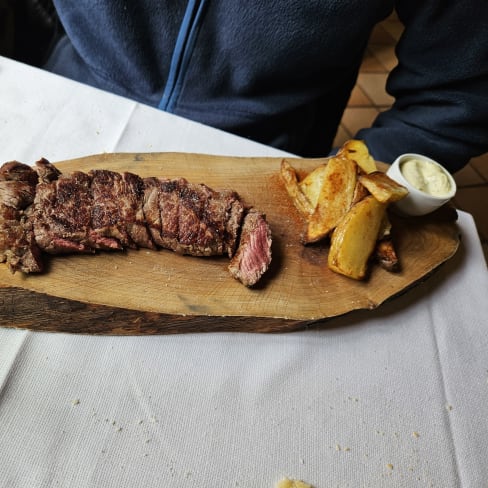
[1,56,487,488]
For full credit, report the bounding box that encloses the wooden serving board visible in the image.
[0,152,460,334]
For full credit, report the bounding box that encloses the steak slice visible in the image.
[176,180,243,256]
[0,206,43,273]
[121,172,155,249]
[89,169,154,250]
[154,178,180,251]
[228,209,272,287]
[0,162,38,208]
[33,171,94,254]
[142,177,164,247]
[0,161,43,272]
[143,177,245,257]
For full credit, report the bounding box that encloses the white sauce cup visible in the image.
[386,153,457,216]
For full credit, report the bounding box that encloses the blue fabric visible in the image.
[46,0,488,172]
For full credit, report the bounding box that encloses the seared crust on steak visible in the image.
[0,159,272,285]
[35,157,62,183]
[90,170,155,250]
[34,171,94,253]
[142,177,244,257]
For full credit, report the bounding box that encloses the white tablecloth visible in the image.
[1,56,487,488]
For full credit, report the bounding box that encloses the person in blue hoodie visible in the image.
[45,1,488,173]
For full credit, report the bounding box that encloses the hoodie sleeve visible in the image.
[356,0,488,173]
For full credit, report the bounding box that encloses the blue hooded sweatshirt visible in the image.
[45,0,488,172]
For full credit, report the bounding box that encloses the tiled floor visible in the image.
[334,13,488,265]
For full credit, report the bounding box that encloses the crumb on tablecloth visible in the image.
[275,478,314,488]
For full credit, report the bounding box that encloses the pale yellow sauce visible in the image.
[400,158,451,197]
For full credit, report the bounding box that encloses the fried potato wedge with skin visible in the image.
[280,159,314,216]
[337,139,377,174]
[279,140,404,279]
[359,171,409,203]
[298,163,329,209]
[328,195,387,280]
[305,156,357,243]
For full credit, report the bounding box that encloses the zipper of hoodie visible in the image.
[159,0,208,112]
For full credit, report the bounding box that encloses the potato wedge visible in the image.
[279,139,404,280]
[359,171,409,203]
[328,195,387,280]
[305,156,357,243]
[337,139,377,174]
[298,163,329,209]
[280,159,314,216]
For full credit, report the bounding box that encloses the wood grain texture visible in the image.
[0,152,460,334]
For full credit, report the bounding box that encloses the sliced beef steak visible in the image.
[228,209,272,287]
[0,159,272,285]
